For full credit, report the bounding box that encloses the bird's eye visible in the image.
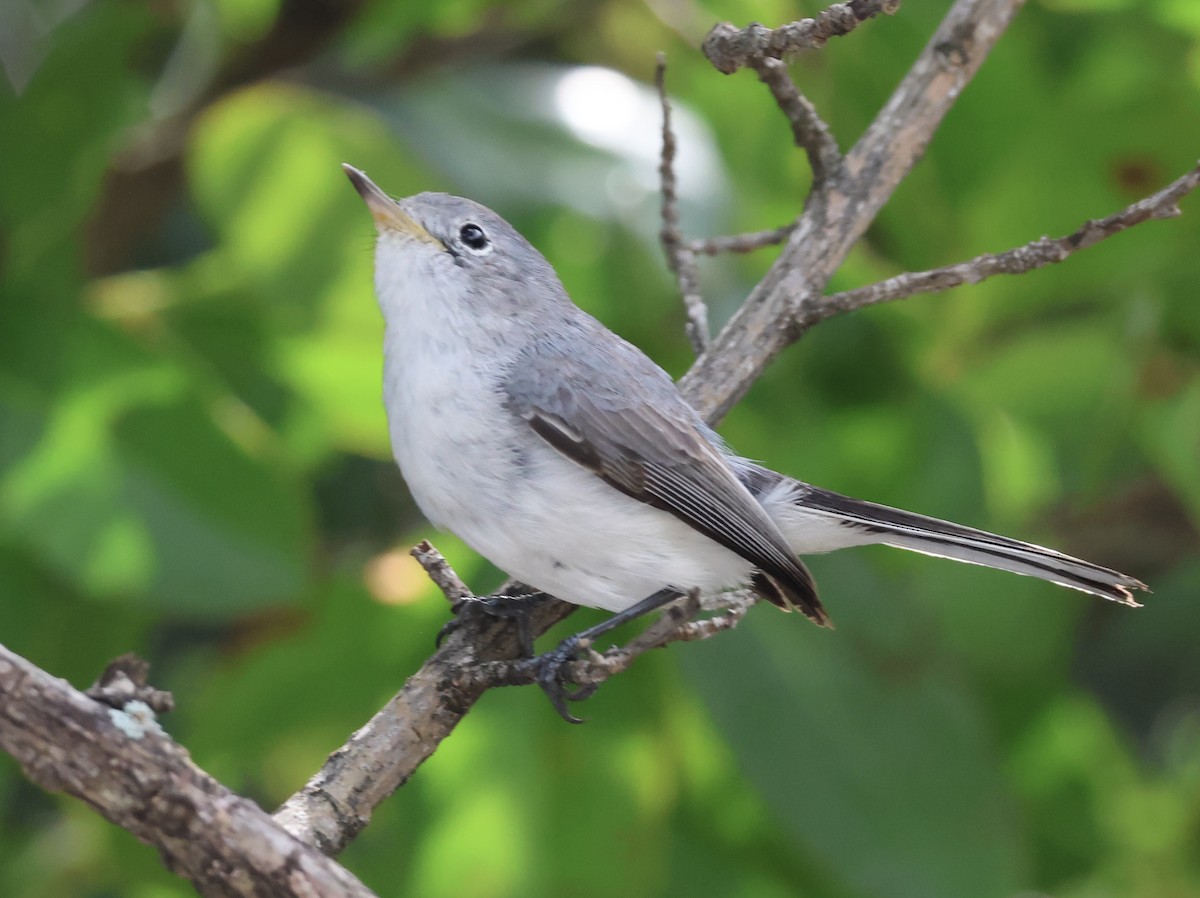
[459,223,491,253]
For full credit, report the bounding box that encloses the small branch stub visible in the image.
[85,653,174,714]
[411,539,473,604]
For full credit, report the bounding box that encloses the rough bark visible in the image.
[0,645,378,898]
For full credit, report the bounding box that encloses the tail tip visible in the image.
[1113,577,1150,608]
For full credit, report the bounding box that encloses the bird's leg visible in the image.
[436,582,544,656]
[536,587,682,723]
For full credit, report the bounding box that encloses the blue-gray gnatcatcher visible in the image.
[343,164,1146,719]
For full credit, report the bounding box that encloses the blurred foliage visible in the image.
[1,0,1199,896]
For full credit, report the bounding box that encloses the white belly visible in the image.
[383,335,751,613]
[461,447,754,612]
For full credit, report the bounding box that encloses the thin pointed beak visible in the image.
[341,164,442,246]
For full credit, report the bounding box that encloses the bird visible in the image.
[342,163,1147,719]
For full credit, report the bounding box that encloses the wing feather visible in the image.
[505,332,828,625]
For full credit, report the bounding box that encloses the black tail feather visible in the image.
[794,483,1147,606]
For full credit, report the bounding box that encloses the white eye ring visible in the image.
[459,222,493,255]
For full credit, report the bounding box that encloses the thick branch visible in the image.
[0,644,378,898]
[816,160,1200,320]
[703,0,901,74]
[680,0,1026,421]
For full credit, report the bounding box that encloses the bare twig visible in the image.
[689,224,796,256]
[554,590,758,686]
[455,592,701,691]
[656,53,709,354]
[0,645,378,898]
[410,539,473,604]
[703,0,901,74]
[750,57,842,183]
[456,589,757,695]
[816,160,1200,322]
[673,592,756,640]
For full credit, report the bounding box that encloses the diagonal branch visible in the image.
[273,583,575,854]
[815,160,1200,323]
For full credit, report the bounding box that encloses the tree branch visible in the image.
[689,224,796,256]
[656,53,709,354]
[749,57,842,184]
[410,538,473,603]
[679,0,1027,422]
[815,160,1200,321]
[274,554,758,853]
[0,644,379,898]
[460,589,758,697]
[273,601,567,852]
[703,0,901,74]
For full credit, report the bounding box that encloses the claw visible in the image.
[526,587,683,722]
[435,610,465,648]
[534,636,594,724]
[435,592,539,656]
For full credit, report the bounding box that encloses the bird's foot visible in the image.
[534,635,601,724]
[436,589,540,657]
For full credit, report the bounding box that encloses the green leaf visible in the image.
[111,397,310,614]
[682,561,1025,898]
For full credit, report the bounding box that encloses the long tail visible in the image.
[737,463,1148,607]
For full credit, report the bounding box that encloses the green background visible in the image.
[2,0,1199,895]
